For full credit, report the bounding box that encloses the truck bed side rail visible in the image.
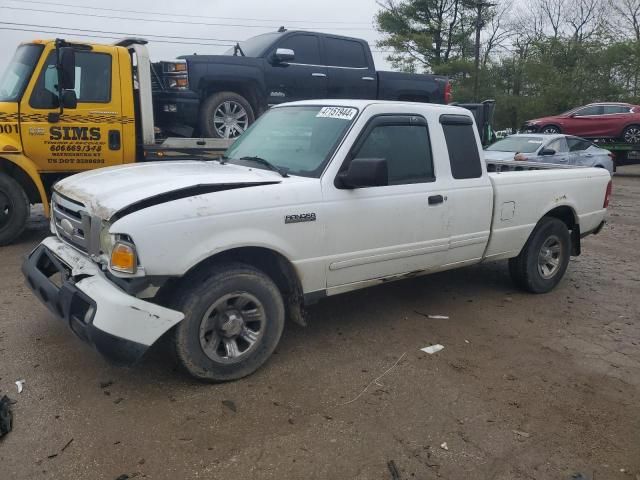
[486,160,584,173]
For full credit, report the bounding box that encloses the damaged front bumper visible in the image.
[22,237,184,366]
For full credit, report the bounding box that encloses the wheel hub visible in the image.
[220,311,244,337]
[213,101,249,138]
[537,235,562,279]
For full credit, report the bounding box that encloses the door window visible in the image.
[353,123,434,185]
[567,137,591,152]
[277,35,321,65]
[574,105,603,116]
[547,138,569,153]
[603,105,631,114]
[30,51,112,109]
[325,38,368,68]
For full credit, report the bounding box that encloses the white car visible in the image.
[484,134,614,173]
[23,101,612,382]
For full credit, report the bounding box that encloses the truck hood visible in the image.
[54,160,283,220]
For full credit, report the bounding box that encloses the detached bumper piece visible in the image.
[22,238,183,366]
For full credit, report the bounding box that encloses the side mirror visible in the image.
[58,47,76,90]
[61,89,77,109]
[273,48,295,63]
[539,147,556,156]
[336,158,388,189]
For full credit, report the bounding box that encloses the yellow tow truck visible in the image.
[0,38,230,245]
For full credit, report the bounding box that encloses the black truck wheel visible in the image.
[0,172,30,246]
[508,217,571,293]
[199,92,255,139]
[171,262,285,382]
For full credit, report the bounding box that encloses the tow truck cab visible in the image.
[0,38,229,246]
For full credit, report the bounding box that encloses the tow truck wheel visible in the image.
[622,125,640,144]
[199,92,255,139]
[171,262,285,382]
[0,172,30,246]
[508,217,571,294]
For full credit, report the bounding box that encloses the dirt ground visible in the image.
[0,167,639,480]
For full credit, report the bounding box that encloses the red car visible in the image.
[521,102,640,143]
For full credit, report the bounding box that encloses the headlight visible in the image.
[110,241,137,274]
[99,223,115,255]
[165,62,187,72]
[167,77,189,89]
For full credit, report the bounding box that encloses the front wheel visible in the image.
[0,172,30,246]
[541,125,561,134]
[508,217,571,293]
[622,125,640,144]
[171,263,285,382]
[199,91,255,139]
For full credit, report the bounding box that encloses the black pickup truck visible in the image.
[152,30,452,138]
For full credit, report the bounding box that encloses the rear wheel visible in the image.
[199,91,255,139]
[0,172,30,246]
[541,125,561,134]
[622,125,640,144]
[508,217,571,293]
[171,262,285,382]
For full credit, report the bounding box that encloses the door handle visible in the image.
[428,195,444,205]
[312,73,327,77]
[362,76,375,81]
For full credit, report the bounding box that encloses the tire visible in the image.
[541,125,561,134]
[199,91,255,139]
[0,172,30,246]
[622,124,640,144]
[508,217,571,294]
[171,262,285,382]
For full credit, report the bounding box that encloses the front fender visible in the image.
[0,153,49,214]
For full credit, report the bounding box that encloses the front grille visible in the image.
[51,193,91,253]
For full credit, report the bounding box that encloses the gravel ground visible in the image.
[0,167,639,480]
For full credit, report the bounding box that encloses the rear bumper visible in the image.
[581,220,606,238]
[22,237,184,366]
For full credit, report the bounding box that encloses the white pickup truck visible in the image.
[22,100,612,381]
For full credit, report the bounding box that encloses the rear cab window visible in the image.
[440,114,483,179]
[324,37,368,68]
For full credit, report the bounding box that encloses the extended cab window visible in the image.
[325,38,368,68]
[278,35,321,65]
[30,51,112,109]
[441,115,482,179]
[354,123,434,185]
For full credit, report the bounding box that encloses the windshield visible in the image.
[224,32,283,57]
[223,105,358,178]
[486,136,544,153]
[0,44,44,102]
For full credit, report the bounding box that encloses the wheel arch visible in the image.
[200,81,264,116]
[540,123,561,133]
[163,246,306,326]
[541,205,580,256]
[0,155,47,208]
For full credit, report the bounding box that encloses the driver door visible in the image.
[263,33,327,104]
[20,45,124,173]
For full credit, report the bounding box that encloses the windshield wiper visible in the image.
[239,156,289,177]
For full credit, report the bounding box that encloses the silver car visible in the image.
[483,134,614,173]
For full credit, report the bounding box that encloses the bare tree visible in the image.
[566,0,605,42]
[481,0,516,66]
[540,0,567,38]
[610,0,640,41]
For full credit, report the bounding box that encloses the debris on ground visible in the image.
[222,400,237,412]
[440,442,449,451]
[421,345,444,355]
[387,460,401,480]
[338,352,407,406]
[513,430,531,438]
[0,395,13,438]
[61,438,74,452]
[414,311,449,319]
[15,379,25,393]
[100,380,114,389]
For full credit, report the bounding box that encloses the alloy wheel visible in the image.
[213,101,249,138]
[537,235,563,279]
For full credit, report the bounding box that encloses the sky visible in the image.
[0,0,392,70]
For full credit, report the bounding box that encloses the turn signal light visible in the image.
[111,242,137,274]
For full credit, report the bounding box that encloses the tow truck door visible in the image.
[19,45,125,173]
